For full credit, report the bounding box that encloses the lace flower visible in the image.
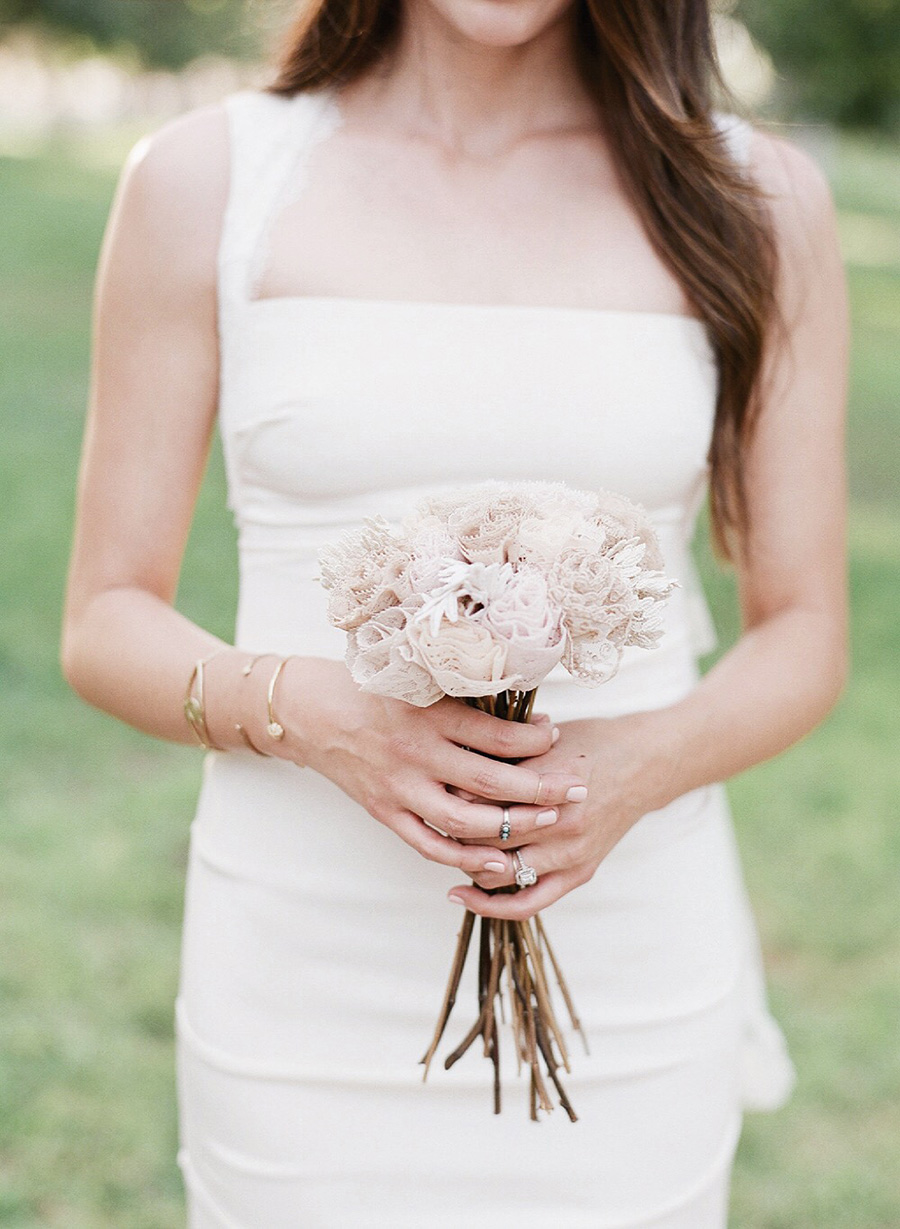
[318,517,413,632]
[479,567,565,690]
[345,597,444,707]
[406,613,514,698]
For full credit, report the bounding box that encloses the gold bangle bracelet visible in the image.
[234,653,274,755]
[265,656,294,741]
[183,652,227,752]
[234,721,271,757]
[241,653,269,679]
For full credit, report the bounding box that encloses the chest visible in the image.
[252,128,694,316]
[221,301,717,514]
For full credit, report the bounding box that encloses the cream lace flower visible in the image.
[593,488,666,572]
[321,481,676,700]
[440,485,534,564]
[345,598,444,707]
[406,614,513,698]
[318,517,412,632]
[479,567,565,690]
[564,634,623,685]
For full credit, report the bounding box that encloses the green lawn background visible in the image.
[0,125,897,1226]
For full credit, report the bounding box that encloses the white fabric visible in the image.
[176,86,795,1227]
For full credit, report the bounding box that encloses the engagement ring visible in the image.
[514,849,538,889]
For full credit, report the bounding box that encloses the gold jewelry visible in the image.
[533,774,544,807]
[265,656,294,741]
[183,653,227,752]
[233,653,274,754]
[234,721,271,757]
[241,653,268,678]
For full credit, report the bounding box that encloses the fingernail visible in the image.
[536,809,557,827]
[448,893,466,906]
[566,785,588,802]
[551,726,561,744]
[484,860,506,873]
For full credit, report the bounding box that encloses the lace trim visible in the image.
[246,89,345,304]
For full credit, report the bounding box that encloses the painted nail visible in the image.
[551,726,561,744]
[484,860,506,873]
[535,809,558,827]
[566,785,588,803]
[448,893,466,906]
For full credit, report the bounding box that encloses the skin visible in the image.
[61,0,849,923]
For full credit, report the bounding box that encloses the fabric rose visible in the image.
[318,517,412,631]
[512,480,599,521]
[593,488,666,572]
[549,548,627,642]
[345,599,444,707]
[406,515,464,564]
[442,487,534,564]
[479,568,565,690]
[414,559,519,634]
[406,614,514,698]
[509,513,607,572]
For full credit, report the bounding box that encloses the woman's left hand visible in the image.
[446,712,674,920]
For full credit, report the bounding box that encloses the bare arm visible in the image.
[61,107,587,874]
[453,132,850,917]
[647,131,849,788]
[61,107,241,744]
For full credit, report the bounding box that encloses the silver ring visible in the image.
[499,806,511,842]
[514,849,538,889]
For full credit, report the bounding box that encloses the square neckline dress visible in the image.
[174,84,796,1227]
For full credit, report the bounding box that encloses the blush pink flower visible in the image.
[441,486,533,564]
[593,488,667,572]
[318,518,412,631]
[406,614,513,698]
[479,568,565,690]
[345,599,445,707]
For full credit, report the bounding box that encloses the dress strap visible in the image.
[712,110,754,170]
[217,87,342,311]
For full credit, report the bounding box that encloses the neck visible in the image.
[340,2,597,157]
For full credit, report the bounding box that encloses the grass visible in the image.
[0,125,898,1226]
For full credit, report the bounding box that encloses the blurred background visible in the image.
[0,0,898,1224]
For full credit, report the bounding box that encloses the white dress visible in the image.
[175,86,796,1228]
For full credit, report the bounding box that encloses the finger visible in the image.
[434,699,558,760]
[447,870,577,921]
[467,841,568,890]
[389,811,513,877]
[447,786,480,803]
[417,786,559,842]
[443,748,588,808]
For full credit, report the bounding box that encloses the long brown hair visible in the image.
[267,0,778,561]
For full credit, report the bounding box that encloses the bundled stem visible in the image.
[419,689,587,1121]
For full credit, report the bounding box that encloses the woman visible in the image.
[61,0,848,1221]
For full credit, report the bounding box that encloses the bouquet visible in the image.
[319,481,676,1120]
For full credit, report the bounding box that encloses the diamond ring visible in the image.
[514,849,538,889]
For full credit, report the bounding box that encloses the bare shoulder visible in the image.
[746,127,839,260]
[106,102,231,293]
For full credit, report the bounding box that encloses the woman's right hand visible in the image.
[272,657,589,878]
